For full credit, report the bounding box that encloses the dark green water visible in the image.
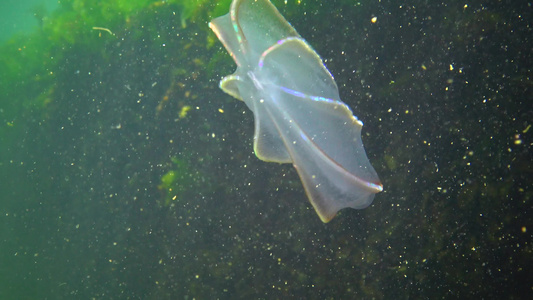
[1,0,531,299]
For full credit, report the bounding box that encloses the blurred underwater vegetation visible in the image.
[0,0,531,299]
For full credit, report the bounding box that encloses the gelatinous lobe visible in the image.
[209,0,382,222]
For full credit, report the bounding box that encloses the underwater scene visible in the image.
[0,0,531,298]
